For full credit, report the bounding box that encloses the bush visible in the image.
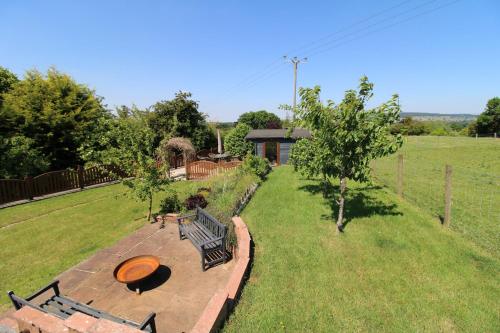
[224,123,254,157]
[197,187,211,198]
[159,190,181,214]
[242,154,271,180]
[184,194,208,210]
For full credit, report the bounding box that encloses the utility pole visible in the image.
[284,56,307,121]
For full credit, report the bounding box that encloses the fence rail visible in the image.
[186,160,242,180]
[0,165,125,205]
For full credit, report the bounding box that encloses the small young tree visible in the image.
[80,107,169,221]
[290,76,402,232]
[224,123,254,157]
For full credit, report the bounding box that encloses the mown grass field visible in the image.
[223,166,499,332]
[372,136,500,257]
[0,180,202,313]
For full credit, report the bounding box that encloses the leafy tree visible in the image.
[238,110,282,129]
[0,136,50,179]
[475,97,500,135]
[1,68,108,170]
[81,108,169,221]
[290,76,402,232]
[224,123,254,157]
[0,66,18,108]
[0,67,20,134]
[148,91,215,149]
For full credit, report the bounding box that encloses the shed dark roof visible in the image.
[245,128,312,140]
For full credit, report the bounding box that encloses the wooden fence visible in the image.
[186,160,242,180]
[0,165,126,205]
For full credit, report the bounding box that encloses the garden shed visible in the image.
[245,128,311,165]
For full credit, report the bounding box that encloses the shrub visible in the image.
[184,194,208,210]
[242,154,271,180]
[159,190,181,214]
[197,187,211,198]
[224,123,254,157]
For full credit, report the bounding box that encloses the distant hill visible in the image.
[401,112,477,122]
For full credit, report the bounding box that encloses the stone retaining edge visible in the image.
[190,216,251,333]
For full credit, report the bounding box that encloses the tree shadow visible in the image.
[298,181,402,231]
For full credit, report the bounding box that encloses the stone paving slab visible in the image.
[50,222,235,333]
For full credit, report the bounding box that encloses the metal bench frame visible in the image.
[177,206,227,271]
[7,280,156,333]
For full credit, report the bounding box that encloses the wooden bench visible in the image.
[7,280,156,332]
[177,206,227,271]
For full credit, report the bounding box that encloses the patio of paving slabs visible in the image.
[48,222,234,332]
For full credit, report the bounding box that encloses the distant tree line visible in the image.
[391,97,499,137]
[0,66,215,179]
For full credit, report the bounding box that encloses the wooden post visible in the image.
[77,165,85,189]
[444,164,452,227]
[24,176,34,200]
[276,142,280,166]
[397,154,404,198]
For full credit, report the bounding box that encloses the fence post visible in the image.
[397,154,404,198]
[24,176,34,200]
[443,164,452,227]
[77,165,85,189]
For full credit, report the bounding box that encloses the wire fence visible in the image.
[372,154,500,257]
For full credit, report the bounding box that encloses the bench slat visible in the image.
[178,206,227,271]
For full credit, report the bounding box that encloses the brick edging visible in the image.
[190,216,251,333]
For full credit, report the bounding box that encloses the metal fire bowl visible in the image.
[113,255,160,284]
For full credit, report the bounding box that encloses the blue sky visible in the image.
[1,0,499,121]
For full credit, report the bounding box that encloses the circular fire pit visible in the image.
[113,255,160,294]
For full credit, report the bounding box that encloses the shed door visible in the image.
[256,143,264,157]
[280,142,292,164]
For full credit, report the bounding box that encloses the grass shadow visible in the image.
[299,181,402,230]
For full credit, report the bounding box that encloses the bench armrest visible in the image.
[26,280,60,301]
[176,213,196,224]
[200,236,225,248]
[139,312,156,333]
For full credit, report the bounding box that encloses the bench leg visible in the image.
[201,247,206,271]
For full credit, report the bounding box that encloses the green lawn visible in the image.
[0,180,201,313]
[372,136,500,257]
[224,166,499,332]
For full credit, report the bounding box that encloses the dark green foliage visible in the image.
[242,154,271,180]
[159,190,181,214]
[224,123,254,157]
[0,66,18,111]
[0,136,50,178]
[184,194,208,210]
[148,91,215,149]
[390,117,471,136]
[475,97,499,135]
[390,117,427,135]
[0,68,108,171]
[237,110,282,129]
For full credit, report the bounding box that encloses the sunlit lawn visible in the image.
[373,136,500,257]
[224,166,499,332]
[0,180,201,313]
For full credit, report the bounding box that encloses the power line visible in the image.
[220,0,461,100]
[305,0,461,58]
[222,0,421,97]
